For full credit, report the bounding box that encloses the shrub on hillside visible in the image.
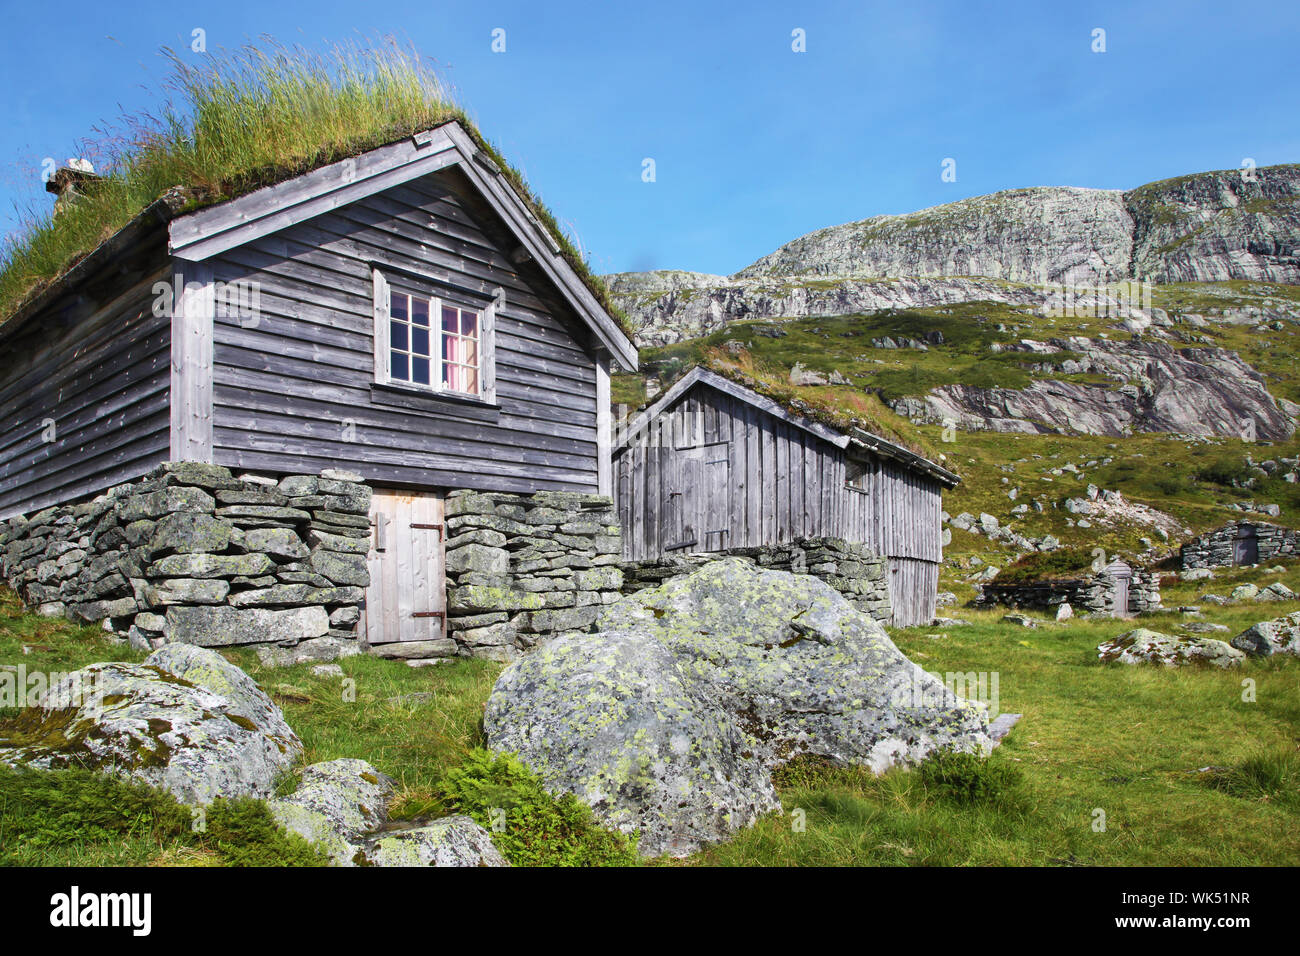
[434,750,640,867]
[916,748,1025,808]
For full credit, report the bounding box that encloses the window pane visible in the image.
[462,366,479,395]
[391,294,408,321]
[442,305,459,334]
[441,361,455,390]
[462,337,478,366]
[411,326,429,357]
[391,352,408,381]
[412,356,430,385]
[390,320,408,351]
[412,298,429,327]
[461,311,478,338]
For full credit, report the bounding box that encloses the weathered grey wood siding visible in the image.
[614,380,945,626]
[0,265,172,519]
[202,169,601,494]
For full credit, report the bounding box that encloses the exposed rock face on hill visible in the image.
[483,559,992,857]
[889,338,1296,440]
[607,272,1047,346]
[738,186,1136,284]
[1128,166,1300,283]
[606,164,1299,346]
[737,164,1300,286]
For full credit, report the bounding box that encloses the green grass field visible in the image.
[3,580,1296,867]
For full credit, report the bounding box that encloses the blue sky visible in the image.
[1,0,1296,277]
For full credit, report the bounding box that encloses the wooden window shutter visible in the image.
[481,292,499,404]
[372,268,390,384]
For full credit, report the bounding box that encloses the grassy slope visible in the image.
[4,574,1298,866]
[694,604,1300,866]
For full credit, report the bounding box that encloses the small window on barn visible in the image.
[845,459,868,491]
[373,270,495,402]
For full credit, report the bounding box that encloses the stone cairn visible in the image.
[1,462,370,662]
[440,490,624,662]
[620,536,893,624]
[1180,521,1298,570]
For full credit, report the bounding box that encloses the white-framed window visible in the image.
[373,269,495,402]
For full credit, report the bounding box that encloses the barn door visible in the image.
[699,447,730,552]
[1233,528,1258,566]
[363,489,446,644]
[663,448,699,552]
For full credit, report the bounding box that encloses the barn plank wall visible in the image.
[205,170,602,495]
[614,380,946,625]
[0,267,173,519]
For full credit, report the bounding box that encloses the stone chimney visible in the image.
[45,159,100,209]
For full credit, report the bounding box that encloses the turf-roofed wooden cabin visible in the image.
[612,367,960,626]
[0,120,637,645]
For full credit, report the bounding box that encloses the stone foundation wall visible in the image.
[441,490,623,662]
[619,537,893,624]
[1,462,371,661]
[978,569,1161,616]
[1180,521,1299,569]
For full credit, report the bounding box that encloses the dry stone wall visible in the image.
[1,462,371,660]
[442,490,624,662]
[978,569,1162,616]
[1180,521,1299,570]
[620,537,893,624]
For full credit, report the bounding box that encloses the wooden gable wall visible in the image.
[202,166,603,494]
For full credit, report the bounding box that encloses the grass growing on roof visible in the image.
[0,37,628,334]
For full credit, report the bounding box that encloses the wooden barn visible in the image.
[612,367,960,626]
[0,120,637,648]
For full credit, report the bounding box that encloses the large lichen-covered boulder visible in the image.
[1231,611,1300,657]
[0,645,300,804]
[484,558,992,857]
[358,816,509,867]
[1097,628,1245,668]
[269,758,395,866]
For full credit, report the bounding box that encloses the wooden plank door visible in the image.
[363,489,446,644]
[1233,532,1258,566]
[699,446,730,552]
[1112,574,1130,617]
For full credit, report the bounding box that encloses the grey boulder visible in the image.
[0,644,301,803]
[270,758,395,866]
[358,816,509,867]
[1230,611,1300,657]
[1097,628,1245,668]
[483,558,991,857]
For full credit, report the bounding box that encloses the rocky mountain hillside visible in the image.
[892,338,1297,441]
[606,163,1300,346]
